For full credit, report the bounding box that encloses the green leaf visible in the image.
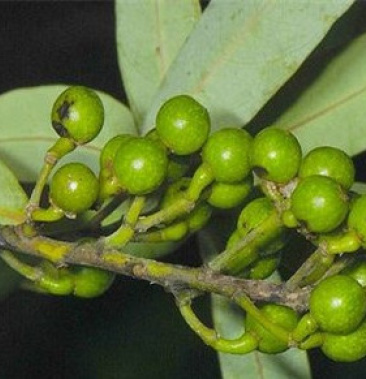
[0,160,28,225]
[0,85,136,182]
[115,0,201,127]
[275,33,366,156]
[142,0,353,134]
[198,222,312,379]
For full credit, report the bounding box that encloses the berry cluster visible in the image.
[6,86,366,362]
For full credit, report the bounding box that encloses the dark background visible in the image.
[0,2,365,378]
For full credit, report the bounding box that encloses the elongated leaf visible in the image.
[0,85,136,182]
[142,0,353,133]
[0,160,27,225]
[198,222,312,379]
[115,0,201,126]
[275,33,366,156]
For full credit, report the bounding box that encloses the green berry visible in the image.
[342,259,366,287]
[207,175,253,209]
[237,197,274,234]
[100,134,133,170]
[156,95,211,155]
[245,304,299,354]
[50,162,99,214]
[299,146,355,190]
[309,275,366,334]
[202,128,252,183]
[71,266,115,298]
[114,137,168,195]
[322,321,366,362]
[38,270,74,296]
[348,194,366,244]
[251,127,302,183]
[290,175,349,233]
[51,86,104,144]
[248,255,280,280]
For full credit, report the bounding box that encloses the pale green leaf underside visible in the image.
[212,295,311,379]
[276,33,366,156]
[0,160,28,225]
[115,0,201,127]
[0,85,135,182]
[142,0,353,134]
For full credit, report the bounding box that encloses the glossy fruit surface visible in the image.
[251,127,302,183]
[342,260,366,287]
[72,266,115,298]
[51,86,104,144]
[299,146,355,190]
[322,321,366,362]
[156,95,210,155]
[114,137,168,195]
[245,304,298,354]
[237,197,274,235]
[290,175,348,233]
[309,275,366,334]
[50,162,99,214]
[348,194,366,244]
[202,128,252,183]
[207,175,253,209]
[100,134,133,170]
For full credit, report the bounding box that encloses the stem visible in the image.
[0,250,39,280]
[177,300,258,354]
[0,225,311,312]
[135,197,195,232]
[27,138,76,215]
[209,210,283,274]
[105,196,146,247]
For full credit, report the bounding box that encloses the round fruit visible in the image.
[50,162,99,214]
[248,254,280,280]
[100,134,133,170]
[348,194,366,244]
[207,175,253,209]
[309,274,366,334]
[114,137,168,195]
[322,321,366,362]
[237,197,274,235]
[202,128,252,183]
[156,95,211,155]
[290,175,349,233]
[38,270,74,296]
[342,260,366,287]
[51,86,104,144]
[299,146,355,190]
[251,127,302,183]
[71,266,115,298]
[245,304,299,354]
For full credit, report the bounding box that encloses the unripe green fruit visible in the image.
[348,194,366,245]
[51,86,104,144]
[50,162,99,214]
[245,304,299,354]
[207,175,253,209]
[71,266,115,298]
[114,137,168,195]
[202,128,252,183]
[290,175,349,233]
[309,275,366,334]
[156,95,211,155]
[299,146,355,190]
[100,134,133,170]
[322,321,366,362]
[342,260,366,287]
[187,202,212,232]
[251,127,302,183]
[248,254,280,280]
[237,197,274,235]
[38,271,74,296]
